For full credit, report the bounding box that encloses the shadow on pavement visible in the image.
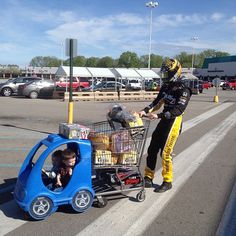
[0,124,51,134]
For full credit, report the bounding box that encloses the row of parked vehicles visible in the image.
[0,76,160,98]
[0,76,235,99]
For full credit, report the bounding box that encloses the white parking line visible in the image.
[0,103,233,235]
[78,110,236,236]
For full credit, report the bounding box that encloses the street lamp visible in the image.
[146,1,159,69]
[190,36,199,73]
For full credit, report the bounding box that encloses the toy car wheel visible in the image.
[136,190,146,202]
[29,196,53,220]
[71,190,93,212]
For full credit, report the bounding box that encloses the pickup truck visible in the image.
[55,77,90,91]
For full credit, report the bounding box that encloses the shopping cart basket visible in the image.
[87,119,150,207]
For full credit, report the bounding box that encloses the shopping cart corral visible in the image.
[88,120,150,207]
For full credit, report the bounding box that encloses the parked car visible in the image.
[182,79,203,94]
[125,79,142,91]
[202,81,211,89]
[0,77,41,96]
[222,79,236,90]
[55,77,90,91]
[220,80,225,87]
[19,79,55,99]
[83,81,126,92]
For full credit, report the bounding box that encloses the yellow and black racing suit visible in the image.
[143,81,191,183]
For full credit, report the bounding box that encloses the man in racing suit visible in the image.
[139,58,191,192]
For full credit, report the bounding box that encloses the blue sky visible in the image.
[0,0,236,66]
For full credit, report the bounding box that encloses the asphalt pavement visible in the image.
[0,88,235,236]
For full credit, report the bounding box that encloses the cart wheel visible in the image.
[29,196,53,220]
[71,190,93,213]
[136,190,146,202]
[95,196,108,208]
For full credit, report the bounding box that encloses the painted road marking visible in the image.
[0,103,234,235]
[77,110,236,236]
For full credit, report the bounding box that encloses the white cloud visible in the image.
[46,15,146,46]
[154,13,207,29]
[228,16,236,24]
[211,13,224,21]
[0,42,17,52]
[112,13,145,25]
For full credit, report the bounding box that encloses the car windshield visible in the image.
[129,80,140,83]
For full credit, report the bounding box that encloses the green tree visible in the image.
[73,56,86,66]
[140,54,163,68]
[30,56,61,67]
[175,52,192,68]
[64,56,86,66]
[85,57,99,67]
[197,49,230,68]
[97,56,114,67]
[118,51,140,68]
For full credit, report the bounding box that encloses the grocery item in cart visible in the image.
[127,112,143,128]
[107,104,141,130]
[110,130,132,153]
[89,133,110,150]
[59,123,90,139]
[94,150,112,165]
[119,151,137,165]
[111,155,119,165]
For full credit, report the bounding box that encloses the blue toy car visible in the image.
[14,133,95,220]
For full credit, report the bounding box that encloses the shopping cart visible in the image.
[88,119,150,207]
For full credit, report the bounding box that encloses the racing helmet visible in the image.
[160,58,182,84]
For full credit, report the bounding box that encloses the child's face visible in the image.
[63,157,76,167]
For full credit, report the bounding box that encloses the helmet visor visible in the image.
[160,71,170,83]
[160,72,169,79]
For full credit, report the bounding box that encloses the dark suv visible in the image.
[0,77,41,96]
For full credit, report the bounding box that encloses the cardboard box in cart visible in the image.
[119,151,137,165]
[59,123,90,139]
[94,150,112,165]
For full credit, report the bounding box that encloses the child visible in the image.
[50,150,62,177]
[55,149,76,189]
[43,150,62,190]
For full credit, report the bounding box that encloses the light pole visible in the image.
[146,1,158,69]
[191,36,199,73]
[60,41,64,66]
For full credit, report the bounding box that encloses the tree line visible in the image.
[0,49,230,73]
[29,49,230,69]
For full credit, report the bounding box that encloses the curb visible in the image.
[216,181,236,236]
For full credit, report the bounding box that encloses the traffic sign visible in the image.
[212,78,221,87]
[65,38,77,57]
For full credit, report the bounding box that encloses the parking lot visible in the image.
[0,88,235,235]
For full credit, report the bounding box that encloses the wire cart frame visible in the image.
[88,119,150,206]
